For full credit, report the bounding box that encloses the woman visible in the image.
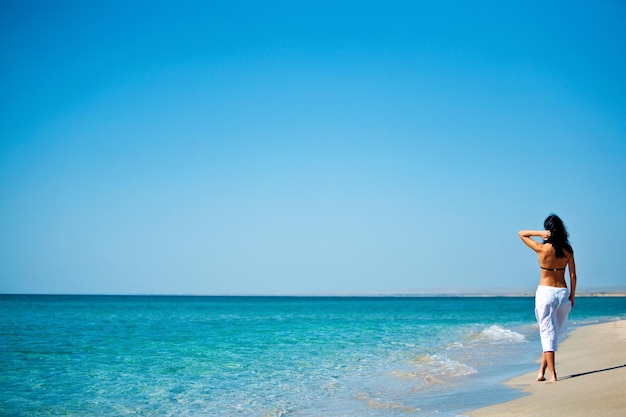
[519,214,577,382]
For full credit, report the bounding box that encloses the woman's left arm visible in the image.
[568,254,577,307]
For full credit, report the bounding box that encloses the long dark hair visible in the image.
[544,214,573,258]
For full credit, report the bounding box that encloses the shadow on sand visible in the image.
[560,364,626,380]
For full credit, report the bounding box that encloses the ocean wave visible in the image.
[434,355,477,376]
[422,354,477,377]
[476,325,526,344]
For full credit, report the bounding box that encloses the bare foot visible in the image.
[536,374,546,381]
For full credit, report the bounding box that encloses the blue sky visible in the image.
[1,1,625,294]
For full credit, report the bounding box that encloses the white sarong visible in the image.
[535,285,571,352]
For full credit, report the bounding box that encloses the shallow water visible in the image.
[1,295,624,416]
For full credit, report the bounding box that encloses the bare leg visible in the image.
[537,353,547,381]
[544,351,557,381]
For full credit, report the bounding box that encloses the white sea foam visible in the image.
[426,354,477,377]
[478,325,526,344]
[446,341,465,349]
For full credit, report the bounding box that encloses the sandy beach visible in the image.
[466,320,626,417]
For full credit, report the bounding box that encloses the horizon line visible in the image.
[2,288,626,298]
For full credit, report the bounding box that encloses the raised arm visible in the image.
[518,230,550,252]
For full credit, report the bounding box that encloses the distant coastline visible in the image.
[2,289,626,297]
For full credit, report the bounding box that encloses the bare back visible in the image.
[536,243,571,288]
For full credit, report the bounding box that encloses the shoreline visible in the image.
[465,320,626,417]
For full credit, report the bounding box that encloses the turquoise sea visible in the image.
[1,295,625,416]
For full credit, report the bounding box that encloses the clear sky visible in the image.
[1,1,625,295]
